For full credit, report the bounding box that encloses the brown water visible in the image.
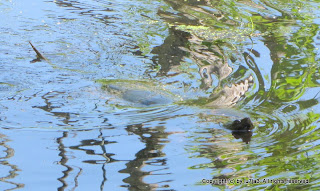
[1,0,320,190]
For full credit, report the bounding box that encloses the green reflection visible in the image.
[155,0,320,190]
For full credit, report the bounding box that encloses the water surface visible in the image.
[1,0,320,190]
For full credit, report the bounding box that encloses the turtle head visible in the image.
[230,117,254,131]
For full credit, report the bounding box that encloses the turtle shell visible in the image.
[98,79,181,108]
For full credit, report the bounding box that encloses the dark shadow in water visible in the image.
[54,0,116,21]
[68,129,117,191]
[57,131,82,191]
[0,133,24,190]
[97,129,109,191]
[119,123,171,191]
[151,27,190,76]
[231,130,253,144]
[58,123,174,190]
[150,15,254,108]
[56,129,116,191]
[33,91,72,125]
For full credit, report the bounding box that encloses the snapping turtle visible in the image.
[225,117,254,131]
[98,79,181,108]
[225,117,254,144]
[98,79,255,143]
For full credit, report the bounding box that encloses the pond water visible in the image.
[1,0,320,190]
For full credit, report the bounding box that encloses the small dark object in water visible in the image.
[29,41,48,63]
[228,117,254,131]
[224,118,254,144]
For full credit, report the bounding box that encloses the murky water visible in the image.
[1,0,320,190]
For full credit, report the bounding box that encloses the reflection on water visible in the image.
[0,133,24,190]
[1,0,320,190]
